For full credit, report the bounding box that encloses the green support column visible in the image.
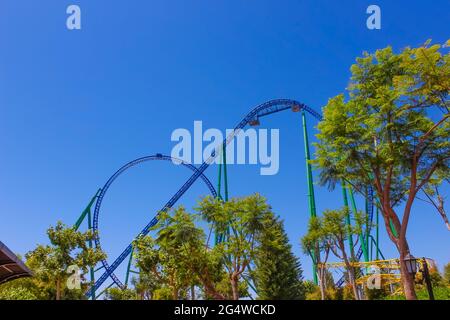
[124,247,134,287]
[348,186,369,263]
[364,192,370,257]
[222,143,229,202]
[87,208,96,299]
[215,144,229,245]
[74,189,101,300]
[217,159,222,200]
[74,189,101,230]
[301,111,318,285]
[341,181,355,259]
[376,207,379,260]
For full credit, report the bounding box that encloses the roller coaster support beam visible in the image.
[74,188,101,299]
[74,189,101,230]
[348,186,369,263]
[87,208,96,299]
[124,246,134,287]
[217,155,222,200]
[216,144,230,244]
[222,144,229,202]
[217,143,229,202]
[376,207,379,260]
[341,181,355,259]
[368,235,385,260]
[301,111,318,285]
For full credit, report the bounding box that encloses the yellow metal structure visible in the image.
[322,258,432,296]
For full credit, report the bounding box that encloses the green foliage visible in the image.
[314,40,450,237]
[444,263,450,285]
[302,208,365,300]
[134,206,225,300]
[303,280,318,295]
[0,278,37,300]
[0,222,106,300]
[321,207,364,246]
[131,272,161,300]
[305,284,343,300]
[196,194,271,300]
[314,40,450,299]
[134,208,202,299]
[25,221,106,300]
[301,216,324,265]
[253,212,305,300]
[429,270,445,287]
[132,194,302,300]
[364,284,390,300]
[384,287,450,300]
[105,287,139,300]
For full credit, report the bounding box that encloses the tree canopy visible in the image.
[314,40,450,299]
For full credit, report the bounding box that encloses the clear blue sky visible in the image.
[1,0,449,286]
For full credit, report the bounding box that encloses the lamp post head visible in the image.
[404,254,418,275]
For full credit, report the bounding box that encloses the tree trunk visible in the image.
[191,286,196,300]
[379,195,418,300]
[230,274,239,300]
[200,269,226,300]
[341,246,360,300]
[56,278,61,300]
[347,266,359,300]
[203,282,226,300]
[318,268,326,300]
[172,287,179,300]
[399,246,418,300]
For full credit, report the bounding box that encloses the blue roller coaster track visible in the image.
[87,99,375,297]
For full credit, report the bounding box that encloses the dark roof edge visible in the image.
[0,241,33,276]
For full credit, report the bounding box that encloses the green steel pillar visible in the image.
[341,181,355,259]
[348,186,369,263]
[376,207,379,260]
[389,219,399,238]
[364,192,370,257]
[301,111,318,285]
[74,189,101,300]
[74,189,101,231]
[217,157,222,200]
[215,144,229,245]
[124,247,134,287]
[222,144,229,202]
[87,208,96,299]
[216,143,229,201]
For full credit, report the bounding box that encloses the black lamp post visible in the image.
[421,258,435,300]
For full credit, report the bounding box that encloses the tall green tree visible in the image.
[133,207,225,300]
[131,271,161,300]
[253,212,305,299]
[321,208,365,300]
[196,194,269,300]
[25,221,106,300]
[314,40,450,299]
[301,216,331,300]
